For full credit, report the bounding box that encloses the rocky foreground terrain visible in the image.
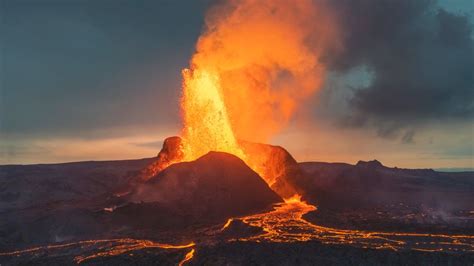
[0,141,473,265]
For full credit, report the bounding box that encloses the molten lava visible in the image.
[227,200,474,252]
[181,68,246,162]
[0,239,195,265]
[178,248,195,266]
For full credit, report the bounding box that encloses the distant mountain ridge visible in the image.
[299,160,472,209]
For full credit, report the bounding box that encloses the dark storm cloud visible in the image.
[323,0,474,132]
[1,0,211,138]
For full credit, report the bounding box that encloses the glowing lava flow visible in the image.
[0,239,195,265]
[227,199,474,252]
[178,248,195,266]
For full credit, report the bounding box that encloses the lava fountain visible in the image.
[178,0,339,190]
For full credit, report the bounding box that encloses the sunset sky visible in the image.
[1,0,473,169]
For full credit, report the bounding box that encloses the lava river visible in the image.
[225,200,474,253]
[1,200,473,265]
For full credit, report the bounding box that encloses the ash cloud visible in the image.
[322,0,474,135]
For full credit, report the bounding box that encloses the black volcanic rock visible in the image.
[0,158,156,248]
[139,136,184,181]
[130,152,282,221]
[0,158,153,212]
[298,160,474,234]
[220,219,264,239]
[299,160,474,209]
[192,241,474,266]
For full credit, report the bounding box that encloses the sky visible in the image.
[1,0,473,169]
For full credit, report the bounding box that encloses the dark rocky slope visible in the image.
[130,151,282,221]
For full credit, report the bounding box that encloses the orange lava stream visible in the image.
[221,218,234,231]
[230,200,474,252]
[0,238,195,264]
[178,248,195,266]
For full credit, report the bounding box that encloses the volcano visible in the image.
[137,136,304,199]
[130,151,282,220]
[2,0,473,264]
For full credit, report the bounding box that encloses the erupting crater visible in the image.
[138,136,303,200]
